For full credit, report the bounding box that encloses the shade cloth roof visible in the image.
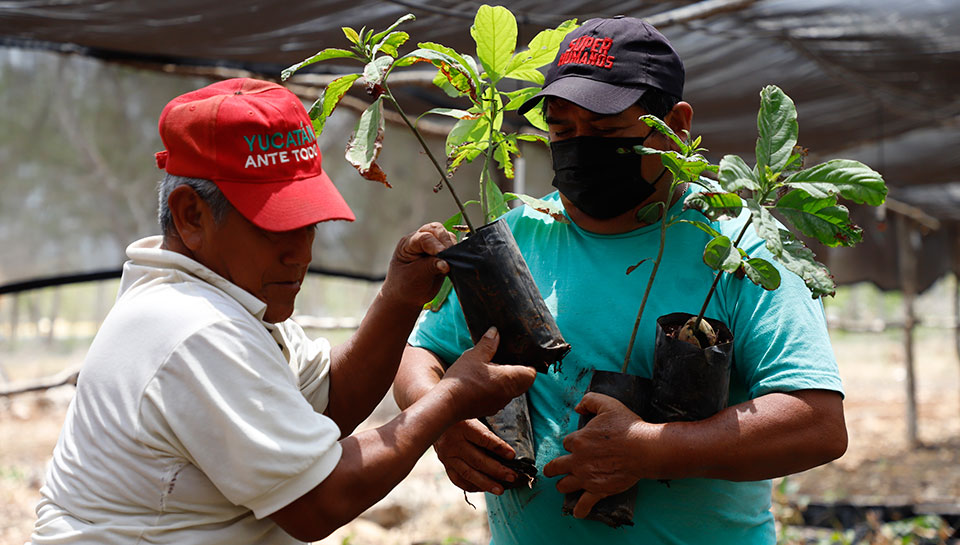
[1,0,958,292]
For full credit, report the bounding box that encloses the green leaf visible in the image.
[640,115,684,151]
[493,135,519,178]
[661,152,718,182]
[424,276,454,311]
[746,197,783,254]
[677,218,722,238]
[703,236,742,272]
[522,104,549,132]
[398,46,478,101]
[718,154,761,192]
[742,257,781,290]
[342,27,361,46]
[636,201,665,224]
[446,116,489,154]
[502,87,542,112]
[504,18,579,75]
[771,229,836,298]
[442,211,465,232]
[420,107,481,121]
[684,192,743,221]
[516,133,549,146]
[344,97,387,183]
[308,73,361,134]
[282,48,358,80]
[755,85,798,175]
[483,175,510,222]
[448,142,488,173]
[362,55,393,86]
[774,189,862,247]
[369,13,415,47]
[783,159,887,206]
[374,31,410,58]
[504,192,570,223]
[503,68,545,85]
[414,42,482,82]
[471,4,517,83]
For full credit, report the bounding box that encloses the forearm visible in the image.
[326,289,424,434]
[639,390,847,481]
[393,344,447,410]
[271,385,458,540]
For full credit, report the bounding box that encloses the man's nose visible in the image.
[279,226,314,266]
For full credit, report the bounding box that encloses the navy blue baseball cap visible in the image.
[518,16,684,115]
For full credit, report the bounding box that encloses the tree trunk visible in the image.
[895,215,920,448]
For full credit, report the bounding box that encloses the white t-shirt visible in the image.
[31,236,343,545]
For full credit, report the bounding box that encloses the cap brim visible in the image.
[518,76,648,116]
[216,170,356,232]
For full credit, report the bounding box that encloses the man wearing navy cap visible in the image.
[395,17,847,544]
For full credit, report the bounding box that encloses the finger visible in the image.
[444,458,507,495]
[465,327,499,360]
[466,421,517,460]
[420,222,456,249]
[554,475,584,495]
[574,391,618,416]
[542,454,572,478]
[443,468,483,493]
[574,491,605,519]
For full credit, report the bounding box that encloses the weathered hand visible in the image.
[441,328,537,421]
[543,392,658,519]
[433,419,521,495]
[381,222,456,307]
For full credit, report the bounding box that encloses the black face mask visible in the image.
[551,135,667,220]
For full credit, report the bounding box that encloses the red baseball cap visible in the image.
[155,78,355,231]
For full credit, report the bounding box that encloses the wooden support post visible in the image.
[952,222,960,422]
[895,215,920,448]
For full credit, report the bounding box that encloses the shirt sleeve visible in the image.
[721,227,844,400]
[278,320,333,413]
[140,318,343,519]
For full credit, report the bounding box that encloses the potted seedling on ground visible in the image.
[567,85,887,527]
[283,5,578,488]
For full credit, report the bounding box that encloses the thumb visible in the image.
[574,392,617,416]
[468,326,500,361]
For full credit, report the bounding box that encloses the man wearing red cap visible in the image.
[30,78,536,544]
[395,17,847,544]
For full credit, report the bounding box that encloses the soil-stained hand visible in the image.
[440,327,537,421]
[543,392,659,519]
[433,419,521,495]
[381,222,456,307]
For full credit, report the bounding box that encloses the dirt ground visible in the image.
[1,329,958,545]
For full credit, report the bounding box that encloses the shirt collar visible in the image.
[125,236,270,322]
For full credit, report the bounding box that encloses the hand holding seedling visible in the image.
[380,222,456,307]
[431,419,521,496]
[439,328,538,422]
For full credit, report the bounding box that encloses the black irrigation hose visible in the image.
[0,267,385,296]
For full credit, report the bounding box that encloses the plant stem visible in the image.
[382,85,475,233]
[621,210,669,374]
[480,88,499,222]
[693,216,753,330]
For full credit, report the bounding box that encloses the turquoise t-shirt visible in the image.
[409,188,842,545]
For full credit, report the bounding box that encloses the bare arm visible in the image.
[324,223,455,436]
[544,389,847,518]
[394,345,523,494]
[271,329,537,541]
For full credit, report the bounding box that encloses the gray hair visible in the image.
[157,174,233,235]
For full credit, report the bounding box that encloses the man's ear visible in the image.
[664,101,693,142]
[166,185,211,252]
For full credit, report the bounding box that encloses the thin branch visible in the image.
[0,365,80,397]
